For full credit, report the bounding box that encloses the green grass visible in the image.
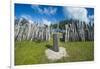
[15,39,94,65]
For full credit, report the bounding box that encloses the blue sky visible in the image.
[15,3,94,24]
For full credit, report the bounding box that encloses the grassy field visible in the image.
[15,39,94,65]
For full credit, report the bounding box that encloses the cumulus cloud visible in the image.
[63,7,89,23]
[42,19,51,26]
[21,14,32,20]
[88,15,94,23]
[31,5,57,15]
[20,14,34,23]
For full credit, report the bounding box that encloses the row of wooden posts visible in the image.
[15,18,50,41]
[64,21,94,42]
[15,18,94,42]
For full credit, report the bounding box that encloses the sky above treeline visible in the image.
[15,3,94,25]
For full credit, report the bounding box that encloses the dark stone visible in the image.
[53,33,59,52]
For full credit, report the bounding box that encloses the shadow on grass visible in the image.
[45,44,54,51]
[60,38,65,42]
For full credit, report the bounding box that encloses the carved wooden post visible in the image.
[53,33,59,52]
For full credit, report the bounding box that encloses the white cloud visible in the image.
[88,15,94,23]
[31,5,57,15]
[63,7,89,23]
[20,14,34,24]
[88,15,94,20]
[31,5,42,13]
[42,19,51,26]
[50,7,57,14]
[21,14,32,20]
